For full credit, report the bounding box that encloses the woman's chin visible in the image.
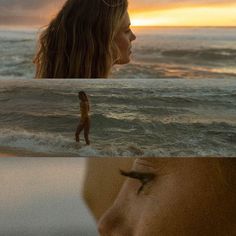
[116,57,131,65]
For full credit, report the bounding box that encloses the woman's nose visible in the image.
[130,30,136,41]
[98,210,118,236]
[98,208,131,236]
[98,218,109,235]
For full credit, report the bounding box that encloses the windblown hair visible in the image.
[34,0,128,78]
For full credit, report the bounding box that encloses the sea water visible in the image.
[0,79,235,157]
[0,27,236,79]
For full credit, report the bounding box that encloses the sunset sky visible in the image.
[0,0,236,28]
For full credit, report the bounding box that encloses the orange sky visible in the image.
[130,5,236,27]
[128,1,236,26]
[0,0,236,27]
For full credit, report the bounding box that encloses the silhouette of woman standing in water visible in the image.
[75,91,90,145]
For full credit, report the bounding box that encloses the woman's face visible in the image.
[79,93,83,100]
[98,158,236,236]
[79,93,86,101]
[114,11,136,64]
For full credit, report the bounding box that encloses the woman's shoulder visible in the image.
[80,101,89,108]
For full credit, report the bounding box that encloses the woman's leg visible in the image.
[84,119,90,145]
[75,123,84,142]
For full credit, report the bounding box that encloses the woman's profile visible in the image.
[83,158,236,235]
[75,91,90,145]
[34,0,136,78]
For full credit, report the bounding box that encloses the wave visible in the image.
[0,128,76,155]
[1,28,236,79]
[0,120,235,157]
[0,39,34,44]
[162,48,236,61]
[1,58,236,80]
[2,86,233,108]
[0,100,235,133]
[0,128,148,157]
[135,47,236,63]
[0,112,154,135]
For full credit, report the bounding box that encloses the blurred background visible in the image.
[0,158,98,235]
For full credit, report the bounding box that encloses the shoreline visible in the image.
[0,146,65,157]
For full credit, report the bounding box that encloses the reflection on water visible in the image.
[0,158,97,236]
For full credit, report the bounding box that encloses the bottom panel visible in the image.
[0,158,235,235]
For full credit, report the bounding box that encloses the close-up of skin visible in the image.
[83,158,134,220]
[93,158,236,236]
[34,0,136,78]
[114,11,136,65]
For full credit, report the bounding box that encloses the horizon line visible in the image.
[133,25,236,28]
[0,25,236,30]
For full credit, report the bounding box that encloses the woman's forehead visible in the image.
[135,158,179,167]
[134,158,212,171]
[120,11,131,27]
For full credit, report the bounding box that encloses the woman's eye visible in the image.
[137,181,148,195]
[120,170,156,195]
[125,29,131,33]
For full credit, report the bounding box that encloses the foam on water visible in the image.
[1,126,235,157]
[0,79,235,157]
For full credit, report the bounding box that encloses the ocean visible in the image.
[0,27,236,79]
[0,79,235,157]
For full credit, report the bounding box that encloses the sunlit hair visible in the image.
[34,0,128,78]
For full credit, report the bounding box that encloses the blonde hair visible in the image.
[34,0,128,78]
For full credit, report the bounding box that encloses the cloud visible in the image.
[0,0,235,26]
[129,0,236,11]
[0,0,65,26]
[0,0,60,10]
[1,0,235,11]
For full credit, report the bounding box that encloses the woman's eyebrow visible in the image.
[120,170,156,194]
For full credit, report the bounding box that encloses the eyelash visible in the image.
[120,170,156,195]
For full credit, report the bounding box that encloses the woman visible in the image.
[34,0,136,78]
[83,158,236,235]
[75,91,90,145]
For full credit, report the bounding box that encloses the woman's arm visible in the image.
[82,158,134,221]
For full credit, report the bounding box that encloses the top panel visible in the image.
[1,0,236,79]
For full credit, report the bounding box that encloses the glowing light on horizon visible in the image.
[132,18,170,27]
[130,5,236,26]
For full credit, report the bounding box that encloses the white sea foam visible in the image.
[0,79,235,157]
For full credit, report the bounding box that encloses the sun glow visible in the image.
[130,5,236,27]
